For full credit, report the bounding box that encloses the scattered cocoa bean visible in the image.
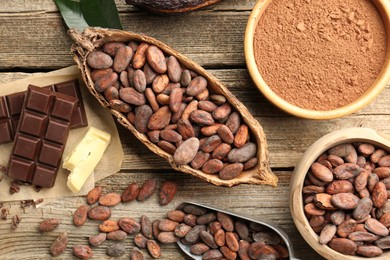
[87,186,102,204]
[89,233,107,247]
[107,243,126,257]
[73,245,93,259]
[50,232,68,256]
[38,218,60,232]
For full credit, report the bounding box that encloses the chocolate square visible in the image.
[0,97,9,118]
[6,92,25,116]
[32,164,57,188]
[51,95,78,121]
[39,141,64,167]
[0,119,13,144]
[25,86,53,114]
[7,156,35,182]
[19,111,48,137]
[45,118,70,144]
[13,134,41,160]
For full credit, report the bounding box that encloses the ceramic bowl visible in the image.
[290,127,390,259]
[244,0,390,120]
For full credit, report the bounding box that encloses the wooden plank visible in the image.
[0,11,249,69]
[1,72,389,169]
[0,0,257,13]
[0,171,320,259]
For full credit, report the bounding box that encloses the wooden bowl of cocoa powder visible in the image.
[290,128,390,259]
[245,0,390,119]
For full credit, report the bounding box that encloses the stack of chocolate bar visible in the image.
[0,80,88,188]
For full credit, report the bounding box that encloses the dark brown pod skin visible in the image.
[125,0,222,14]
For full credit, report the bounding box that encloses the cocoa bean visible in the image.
[227,142,256,163]
[209,221,222,235]
[184,204,207,216]
[169,87,183,113]
[182,100,198,120]
[304,203,325,216]
[152,219,161,238]
[348,231,379,242]
[190,110,215,126]
[217,212,234,232]
[94,72,118,92]
[158,231,179,244]
[133,42,149,69]
[220,245,237,260]
[197,212,217,225]
[167,56,182,82]
[337,219,356,238]
[175,223,192,237]
[328,238,357,255]
[144,63,158,84]
[238,240,251,260]
[190,243,210,255]
[310,215,325,228]
[379,212,390,227]
[244,157,258,170]
[113,46,133,73]
[87,51,113,69]
[219,163,244,180]
[326,180,354,194]
[127,111,135,124]
[213,103,232,122]
[372,182,387,208]
[233,124,249,148]
[200,230,218,248]
[375,236,390,249]
[118,217,141,234]
[158,140,176,154]
[160,181,178,206]
[109,99,131,113]
[180,69,192,87]
[253,232,281,245]
[73,245,92,259]
[120,87,146,106]
[314,193,336,210]
[103,42,126,56]
[89,233,106,247]
[167,210,185,222]
[137,178,157,201]
[107,230,127,241]
[172,103,187,123]
[201,123,223,136]
[134,233,148,248]
[353,197,373,220]
[319,224,337,244]
[373,167,390,179]
[202,159,223,174]
[214,228,225,246]
[174,137,199,165]
[328,143,358,163]
[146,45,167,73]
[91,68,113,82]
[159,219,179,231]
[378,155,390,167]
[212,143,232,160]
[153,74,170,93]
[39,218,60,232]
[302,185,325,194]
[99,193,121,207]
[50,232,68,257]
[333,163,362,179]
[203,249,223,260]
[185,224,206,243]
[365,218,389,236]
[104,86,119,101]
[186,76,207,96]
[177,119,195,140]
[131,69,147,92]
[121,182,139,203]
[107,243,126,257]
[184,214,197,227]
[160,129,182,143]
[148,106,171,130]
[141,215,153,238]
[331,193,359,210]
[355,170,369,191]
[73,205,89,226]
[248,241,266,259]
[99,220,119,233]
[356,245,383,257]
[311,162,333,182]
[198,100,218,112]
[217,125,234,144]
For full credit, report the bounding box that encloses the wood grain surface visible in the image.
[0,0,389,259]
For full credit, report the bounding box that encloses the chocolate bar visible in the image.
[0,79,87,144]
[6,85,78,188]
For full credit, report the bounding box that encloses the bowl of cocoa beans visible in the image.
[290,127,390,259]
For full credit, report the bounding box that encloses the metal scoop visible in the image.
[176,201,300,260]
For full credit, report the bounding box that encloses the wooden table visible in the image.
[0,0,389,259]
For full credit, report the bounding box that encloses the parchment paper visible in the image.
[0,66,123,201]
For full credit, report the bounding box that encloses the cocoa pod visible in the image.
[126,0,222,14]
[50,232,68,256]
[73,205,89,226]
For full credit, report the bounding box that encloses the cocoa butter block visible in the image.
[6,85,77,188]
[0,79,87,144]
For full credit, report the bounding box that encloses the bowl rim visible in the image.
[289,127,390,259]
[244,0,390,120]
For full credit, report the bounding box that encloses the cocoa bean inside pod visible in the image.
[70,27,276,187]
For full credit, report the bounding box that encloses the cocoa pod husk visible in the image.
[70,27,276,187]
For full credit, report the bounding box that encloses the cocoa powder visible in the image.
[254,0,387,110]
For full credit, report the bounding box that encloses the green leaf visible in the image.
[53,0,89,32]
[80,0,123,30]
